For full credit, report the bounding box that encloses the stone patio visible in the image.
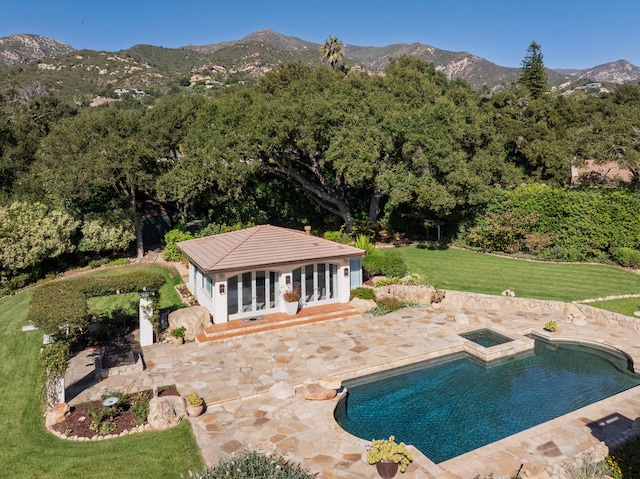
[64,292,640,479]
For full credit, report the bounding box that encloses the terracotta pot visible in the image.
[375,460,399,478]
[186,403,204,417]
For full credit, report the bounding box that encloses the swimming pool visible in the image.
[335,338,640,463]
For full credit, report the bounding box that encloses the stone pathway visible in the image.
[65,298,640,479]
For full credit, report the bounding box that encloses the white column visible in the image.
[213,276,229,324]
[139,294,154,346]
[338,264,351,303]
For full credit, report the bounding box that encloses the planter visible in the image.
[169,336,184,345]
[186,403,204,417]
[284,300,299,316]
[375,460,399,479]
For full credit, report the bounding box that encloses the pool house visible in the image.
[177,225,365,324]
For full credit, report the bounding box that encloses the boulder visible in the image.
[168,306,212,341]
[350,297,377,313]
[270,381,295,400]
[302,383,337,400]
[45,402,70,428]
[319,377,342,390]
[147,396,187,430]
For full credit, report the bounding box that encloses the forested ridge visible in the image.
[2,54,640,293]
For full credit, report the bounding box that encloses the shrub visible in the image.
[354,234,376,256]
[106,258,131,266]
[373,297,414,315]
[88,258,110,269]
[323,230,350,244]
[162,228,194,261]
[614,247,640,269]
[374,277,402,287]
[191,448,316,479]
[608,434,640,479]
[564,456,606,479]
[350,287,376,301]
[351,219,386,241]
[363,249,408,278]
[130,393,150,425]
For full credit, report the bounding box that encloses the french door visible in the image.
[227,270,279,317]
[292,263,338,304]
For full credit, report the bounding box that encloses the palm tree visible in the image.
[320,36,344,70]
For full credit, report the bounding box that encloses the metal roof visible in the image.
[177,225,365,274]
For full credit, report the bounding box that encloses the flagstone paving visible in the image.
[65,301,640,479]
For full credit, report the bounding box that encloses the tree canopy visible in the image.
[0,55,639,286]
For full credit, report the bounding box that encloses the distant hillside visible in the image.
[0,30,638,101]
[185,30,571,89]
[0,34,75,67]
[569,60,640,84]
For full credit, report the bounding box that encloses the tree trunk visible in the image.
[130,185,144,259]
[368,188,382,221]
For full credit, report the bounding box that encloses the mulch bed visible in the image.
[50,385,179,439]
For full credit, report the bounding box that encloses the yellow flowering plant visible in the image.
[366,435,413,472]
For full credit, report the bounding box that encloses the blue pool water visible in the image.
[459,328,512,347]
[335,339,640,463]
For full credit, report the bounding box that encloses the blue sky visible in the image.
[2,0,638,69]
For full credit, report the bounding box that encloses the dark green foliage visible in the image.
[613,247,640,269]
[193,448,317,479]
[363,249,408,278]
[463,185,640,262]
[349,287,376,301]
[519,41,547,98]
[40,339,71,406]
[29,282,88,334]
[465,210,540,254]
[27,271,166,333]
[609,435,640,479]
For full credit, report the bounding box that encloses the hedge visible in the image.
[27,271,166,334]
[363,249,408,278]
[614,247,640,269]
[463,185,640,262]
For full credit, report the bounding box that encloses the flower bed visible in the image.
[49,385,178,440]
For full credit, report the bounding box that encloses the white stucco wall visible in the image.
[189,256,363,323]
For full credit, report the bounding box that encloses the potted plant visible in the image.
[543,320,558,332]
[282,287,301,316]
[185,391,204,417]
[366,435,413,478]
[169,326,186,345]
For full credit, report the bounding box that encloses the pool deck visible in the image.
[65,298,640,479]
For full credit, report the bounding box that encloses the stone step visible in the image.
[195,305,360,344]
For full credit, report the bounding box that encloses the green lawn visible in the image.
[0,266,204,479]
[401,247,640,307]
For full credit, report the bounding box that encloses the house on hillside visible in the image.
[571,160,633,186]
[177,225,365,324]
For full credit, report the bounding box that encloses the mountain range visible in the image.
[1,30,638,100]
